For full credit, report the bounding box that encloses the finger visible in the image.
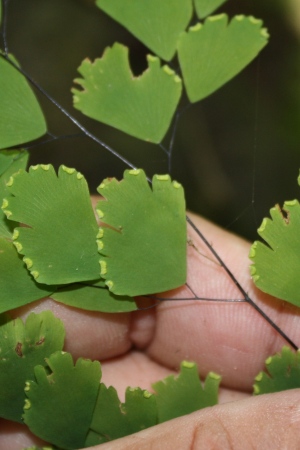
[0,419,47,450]
[146,212,300,390]
[91,389,300,450]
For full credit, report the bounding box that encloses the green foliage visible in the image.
[0,238,55,313]
[253,347,300,395]
[88,385,157,444]
[95,0,193,61]
[177,14,269,103]
[153,361,220,422]
[97,169,187,296]
[249,184,300,306]
[0,149,29,238]
[23,352,101,450]
[0,313,219,448]
[2,164,100,285]
[51,280,137,313]
[0,2,279,447]
[194,0,228,18]
[0,311,64,423]
[0,55,46,149]
[72,43,182,143]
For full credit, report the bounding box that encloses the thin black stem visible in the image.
[1,0,10,54]
[186,215,298,350]
[0,53,137,171]
[23,132,86,150]
[167,111,180,173]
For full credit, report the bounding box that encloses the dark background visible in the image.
[4,0,300,241]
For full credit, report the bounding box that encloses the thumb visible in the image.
[91,389,300,449]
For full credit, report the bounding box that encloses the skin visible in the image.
[1,212,300,449]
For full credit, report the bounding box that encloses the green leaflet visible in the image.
[177,14,269,102]
[0,55,46,149]
[97,169,187,296]
[95,0,193,61]
[2,164,100,285]
[254,347,300,395]
[153,361,220,423]
[72,43,182,143]
[0,311,65,423]
[51,279,137,313]
[194,0,228,18]
[0,149,29,238]
[88,385,157,444]
[0,238,55,313]
[249,200,300,306]
[23,352,101,450]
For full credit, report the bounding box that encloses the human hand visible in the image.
[2,212,300,449]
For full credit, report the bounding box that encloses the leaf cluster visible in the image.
[72,1,269,143]
[0,153,187,313]
[0,311,221,449]
[250,173,300,308]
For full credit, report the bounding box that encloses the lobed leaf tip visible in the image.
[3,209,12,218]
[155,174,170,181]
[252,274,260,282]
[255,372,263,382]
[31,271,40,280]
[249,16,261,25]
[235,15,245,21]
[284,199,298,207]
[265,356,272,365]
[41,164,50,171]
[128,169,140,176]
[6,176,14,187]
[23,257,33,269]
[143,390,152,399]
[147,54,158,63]
[13,241,23,252]
[173,181,182,189]
[96,239,104,251]
[257,218,268,234]
[12,229,19,240]
[105,280,114,290]
[1,198,9,210]
[249,265,256,276]
[182,360,195,369]
[207,13,226,22]
[249,244,257,259]
[62,165,75,175]
[76,172,83,180]
[174,74,182,83]
[30,165,40,171]
[189,22,202,32]
[253,384,260,395]
[24,381,31,392]
[100,260,107,275]
[24,399,31,410]
[97,209,104,219]
[163,65,175,76]
[99,182,105,189]
[209,372,222,381]
[97,228,104,239]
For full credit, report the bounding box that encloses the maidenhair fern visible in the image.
[250,173,300,306]
[2,1,298,449]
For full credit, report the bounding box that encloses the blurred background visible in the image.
[3,0,300,241]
